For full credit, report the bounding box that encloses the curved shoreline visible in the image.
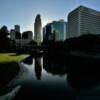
[0,55,29,98]
[0,85,21,100]
[7,55,30,87]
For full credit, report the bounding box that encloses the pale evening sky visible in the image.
[0,0,100,32]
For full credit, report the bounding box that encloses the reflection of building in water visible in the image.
[35,57,42,80]
[22,56,33,65]
[43,55,67,75]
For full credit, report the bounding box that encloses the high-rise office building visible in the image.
[68,6,100,38]
[10,25,33,47]
[15,25,20,33]
[43,23,53,41]
[21,31,33,46]
[34,14,42,45]
[43,20,67,41]
[22,31,33,40]
[10,29,16,40]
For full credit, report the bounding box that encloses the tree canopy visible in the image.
[0,25,10,52]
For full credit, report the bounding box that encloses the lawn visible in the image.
[0,53,28,95]
[0,53,28,63]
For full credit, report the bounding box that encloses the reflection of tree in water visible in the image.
[43,55,67,76]
[43,54,100,91]
[67,55,100,90]
[35,58,42,80]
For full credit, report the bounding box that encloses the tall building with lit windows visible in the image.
[68,6,100,38]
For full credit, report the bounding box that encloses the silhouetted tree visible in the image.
[0,25,10,52]
[64,34,100,52]
[0,26,9,39]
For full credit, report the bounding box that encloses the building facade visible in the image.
[10,26,33,47]
[43,24,53,41]
[68,6,100,38]
[10,29,16,40]
[15,25,20,33]
[34,14,42,45]
[43,20,67,41]
[21,31,33,46]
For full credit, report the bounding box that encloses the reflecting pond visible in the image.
[3,55,100,100]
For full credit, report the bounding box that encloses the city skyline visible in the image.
[0,0,100,32]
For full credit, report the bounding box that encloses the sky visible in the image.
[0,0,100,33]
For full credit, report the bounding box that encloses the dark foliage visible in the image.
[0,26,11,52]
[64,34,100,52]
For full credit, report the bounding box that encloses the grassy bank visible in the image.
[0,53,28,63]
[0,53,28,95]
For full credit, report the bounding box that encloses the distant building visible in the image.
[54,31,60,41]
[68,5,100,38]
[43,27,46,41]
[66,22,68,39]
[43,20,67,41]
[15,25,20,33]
[43,23,53,41]
[10,29,16,40]
[10,25,33,47]
[34,14,42,45]
[21,31,33,46]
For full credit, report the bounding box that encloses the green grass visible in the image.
[0,53,29,95]
[0,53,28,63]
